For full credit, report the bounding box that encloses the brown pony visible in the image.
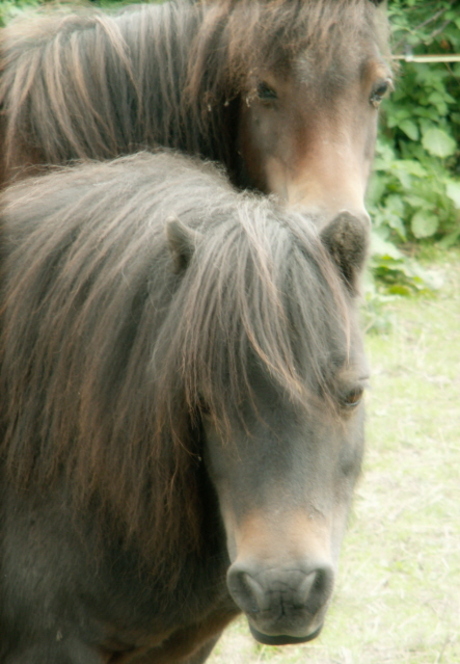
[0,151,370,664]
[0,0,391,222]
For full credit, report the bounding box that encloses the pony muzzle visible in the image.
[226,558,334,644]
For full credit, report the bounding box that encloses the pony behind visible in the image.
[0,0,391,221]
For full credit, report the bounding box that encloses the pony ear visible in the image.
[166,216,201,273]
[320,212,369,294]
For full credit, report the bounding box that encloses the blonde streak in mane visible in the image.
[67,31,120,146]
[63,15,139,155]
[237,210,303,399]
[196,201,305,414]
[1,53,39,170]
[41,34,86,159]
[160,222,234,431]
[280,213,353,409]
[93,13,139,91]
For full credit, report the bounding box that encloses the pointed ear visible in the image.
[165,216,201,274]
[320,212,369,294]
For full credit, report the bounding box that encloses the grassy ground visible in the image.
[208,249,460,664]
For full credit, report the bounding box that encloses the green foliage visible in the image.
[0,0,41,25]
[367,0,460,297]
[0,0,160,26]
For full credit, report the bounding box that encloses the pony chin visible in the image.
[249,624,324,646]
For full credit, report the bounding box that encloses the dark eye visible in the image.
[341,386,364,409]
[257,81,278,102]
[370,78,392,108]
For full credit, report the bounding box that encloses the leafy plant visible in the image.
[367,0,460,297]
[0,0,41,25]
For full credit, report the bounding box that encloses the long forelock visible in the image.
[190,0,389,95]
[154,197,350,439]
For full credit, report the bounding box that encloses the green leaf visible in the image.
[387,284,413,296]
[427,92,448,116]
[399,119,419,141]
[393,160,427,178]
[438,228,460,249]
[393,168,412,190]
[421,128,457,158]
[405,194,431,209]
[387,109,412,129]
[411,211,439,239]
[417,107,442,122]
[446,181,460,209]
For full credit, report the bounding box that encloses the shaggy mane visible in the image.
[0,151,351,568]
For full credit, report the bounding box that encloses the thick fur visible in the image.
[0,151,367,662]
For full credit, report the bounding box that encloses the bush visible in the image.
[368,0,460,295]
[0,0,40,24]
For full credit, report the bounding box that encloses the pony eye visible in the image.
[257,81,278,102]
[370,78,392,108]
[341,387,364,409]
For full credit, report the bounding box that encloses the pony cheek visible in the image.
[215,501,240,564]
[200,421,236,550]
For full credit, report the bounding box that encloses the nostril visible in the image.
[242,573,266,612]
[227,566,265,614]
[304,565,334,613]
[297,570,316,605]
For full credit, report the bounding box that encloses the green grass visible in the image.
[209,249,460,664]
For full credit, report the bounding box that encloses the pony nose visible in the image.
[227,559,335,642]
